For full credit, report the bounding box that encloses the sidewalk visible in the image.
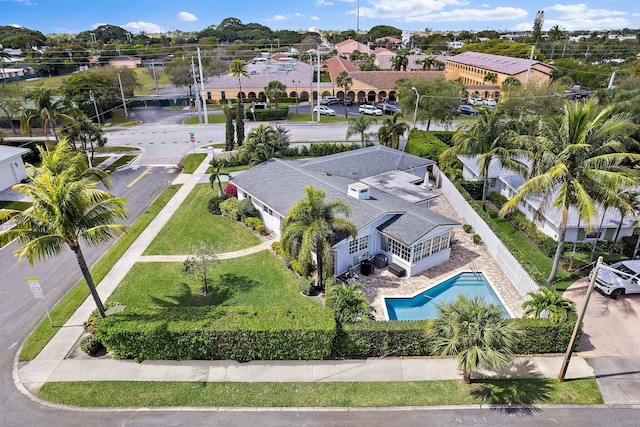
[16,157,595,397]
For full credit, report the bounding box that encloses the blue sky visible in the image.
[1,0,639,34]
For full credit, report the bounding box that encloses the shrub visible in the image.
[462,224,473,234]
[488,192,508,209]
[244,216,266,235]
[80,335,103,356]
[97,306,336,362]
[332,320,432,357]
[298,276,315,296]
[430,131,455,146]
[223,182,237,198]
[251,106,289,121]
[511,316,581,354]
[404,129,450,161]
[460,181,484,200]
[207,195,227,215]
[472,234,482,244]
[237,198,258,219]
[219,197,239,220]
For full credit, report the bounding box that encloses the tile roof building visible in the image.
[232,146,460,278]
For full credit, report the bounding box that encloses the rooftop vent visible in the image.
[348,182,370,200]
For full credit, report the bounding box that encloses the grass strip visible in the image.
[183,115,226,125]
[104,155,137,173]
[38,378,602,407]
[181,153,207,174]
[19,184,181,362]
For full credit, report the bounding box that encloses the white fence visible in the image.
[434,165,539,298]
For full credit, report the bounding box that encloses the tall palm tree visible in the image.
[441,108,528,210]
[0,141,128,318]
[609,191,640,253]
[484,72,497,84]
[431,294,520,384]
[336,70,352,118]
[377,112,408,149]
[21,87,74,142]
[281,185,357,289]
[500,99,639,283]
[522,287,576,323]
[228,58,249,102]
[346,115,376,147]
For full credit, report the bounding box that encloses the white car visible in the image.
[591,260,640,299]
[359,105,383,116]
[484,99,497,107]
[313,105,336,116]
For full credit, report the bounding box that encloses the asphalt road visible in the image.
[3,110,640,424]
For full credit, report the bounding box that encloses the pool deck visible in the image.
[358,191,526,320]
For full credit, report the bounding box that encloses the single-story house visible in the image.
[232,146,460,278]
[459,155,636,243]
[0,145,30,192]
[335,39,371,57]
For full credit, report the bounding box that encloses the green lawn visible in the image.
[109,250,313,309]
[38,378,602,407]
[143,184,260,255]
[181,153,207,173]
[288,113,348,122]
[183,114,226,125]
[19,184,181,361]
[104,155,137,173]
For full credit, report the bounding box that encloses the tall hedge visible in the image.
[97,306,336,362]
[405,129,450,161]
[333,320,432,357]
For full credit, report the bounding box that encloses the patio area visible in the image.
[356,190,526,320]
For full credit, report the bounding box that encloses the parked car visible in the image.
[591,260,640,299]
[484,99,497,107]
[313,105,336,116]
[469,98,483,106]
[321,96,340,105]
[380,104,401,115]
[359,105,383,116]
[343,97,353,106]
[457,105,479,116]
[358,97,368,104]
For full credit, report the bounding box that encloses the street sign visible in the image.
[26,277,44,299]
[189,136,196,143]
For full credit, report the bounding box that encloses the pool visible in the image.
[384,272,509,320]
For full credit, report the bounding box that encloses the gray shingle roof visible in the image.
[0,145,30,162]
[232,146,458,244]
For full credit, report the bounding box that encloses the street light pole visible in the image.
[411,86,419,129]
[117,71,128,119]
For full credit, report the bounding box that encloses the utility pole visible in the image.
[309,54,314,122]
[197,46,208,124]
[524,45,535,86]
[152,62,158,93]
[191,57,202,124]
[317,48,321,122]
[117,71,128,119]
[89,90,101,126]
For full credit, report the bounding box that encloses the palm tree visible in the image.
[209,158,230,198]
[228,58,249,102]
[325,282,375,322]
[484,72,497,84]
[609,191,640,253]
[500,99,639,283]
[264,80,287,108]
[346,115,376,147]
[431,294,520,384]
[377,112,409,149]
[522,287,576,323]
[0,141,128,318]
[440,108,528,210]
[501,77,521,99]
[391,53,408,71]
[281,185,358,289]
[336,70,352,118]
[21,87,74,142]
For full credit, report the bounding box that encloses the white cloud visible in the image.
[9,24,23,28]
[311,16,321,21]
[177,11,198,22]
[355,0,527,24]
[0,0,36,5]
[265,13,305,22]
[123,21,164,33]
[316,0,333,5]
[540,3,631,31]
[272,15,287,21]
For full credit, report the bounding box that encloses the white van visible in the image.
[321,96,340,105]
[591,260,640,299]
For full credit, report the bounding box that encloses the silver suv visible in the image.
[321,96,340,105]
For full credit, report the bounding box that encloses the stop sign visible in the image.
[189,136,196,143]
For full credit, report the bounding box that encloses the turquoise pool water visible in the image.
[384,272,509,320]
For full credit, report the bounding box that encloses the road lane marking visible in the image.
[127,166,152,188]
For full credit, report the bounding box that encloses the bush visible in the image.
[237,198,258,219]
[463,224,473,234]
[80,335,103,356]
[251,106,289,121]
[488,192,508,209]
[298,276,315,296]
[223,183,237,198]
[429,131,455,146]
[460,181,484,200]
[97,306,336,362]
[511,316,581,354]
[244,216,266,235]
[404,129,450,161]
[472,234,482,244]
[207,195,227,215]
[219,197,239,220]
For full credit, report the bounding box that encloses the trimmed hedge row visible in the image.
[250,107,289,121]
[405,130,450,161]
[97,306,336,362]
[97,306,580,361]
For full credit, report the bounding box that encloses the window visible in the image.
[262,205,273,216]
[411,232,451,262]
[585,229,601,239]
[382,235,411,262]
[349,236,369,254]
[490,178,497,187]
